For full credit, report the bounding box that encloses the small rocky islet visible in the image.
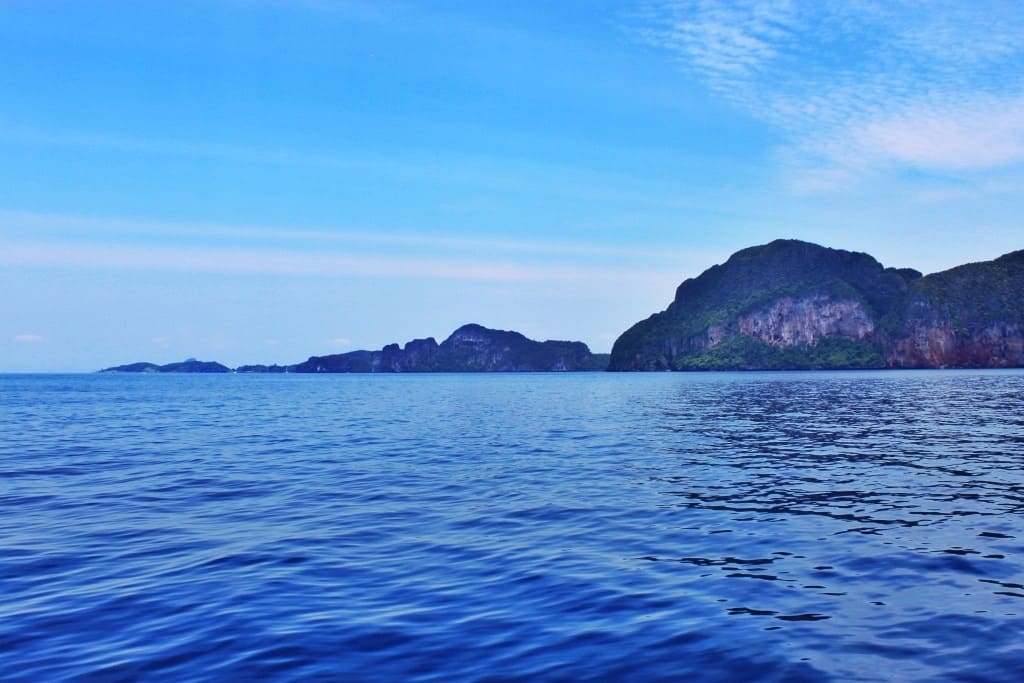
[101,239,1024,373]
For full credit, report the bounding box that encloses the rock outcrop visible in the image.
[890,250,1024,368]
[736,296,875,347]
[610,240,1024,370]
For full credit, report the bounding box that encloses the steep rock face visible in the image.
[737,296,874,347]
[893,320,1024,368]
[610,240,1023,370]
[375,338,440,372]
[889,249,1024,368]
[292,324,603,372]
[402,338,441,368]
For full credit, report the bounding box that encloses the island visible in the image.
[101,358,231,373]
[609,239,1024,370]
[101,324,610,373]
[99,242,1024,374]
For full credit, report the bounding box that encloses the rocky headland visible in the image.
[609,239,1024,370]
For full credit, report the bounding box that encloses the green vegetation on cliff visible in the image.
[675,336,886,371]
[909,250,1024,336]
[663,240,913,334]
[610,240,1022,371]
[611,240,916,370]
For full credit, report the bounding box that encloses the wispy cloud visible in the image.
[628,1,1024,189]
[631,0,798,87]
[0,211,727,311]
[0,209,696,263]
[0,239,680,285]
[13,334,45,343]
[853,97,1024,171]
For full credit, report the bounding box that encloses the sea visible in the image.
[2,371,1023,682]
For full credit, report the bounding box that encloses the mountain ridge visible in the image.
[99,241,1023,374]
[101,324,609,373]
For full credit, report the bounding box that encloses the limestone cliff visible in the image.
[609,240,1023,370]
[736,296,874,347]
[891,250,1024,368]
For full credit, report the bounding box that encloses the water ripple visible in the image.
[2,371,1024,681]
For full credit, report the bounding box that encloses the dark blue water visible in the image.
[3,371,1024,681]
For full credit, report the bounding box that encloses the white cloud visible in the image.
[853,97,1024,171]
[0,210,720,288]
[629,1,1024,188]
[14,334,44,343]
[329,337,352,347]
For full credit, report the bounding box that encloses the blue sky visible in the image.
[2,0,1023,371]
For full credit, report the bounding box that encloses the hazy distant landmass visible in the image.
[234,364,291,374]
[101,358,231,374]
[102,325,609,373]
[290,324,609,373]
[610,239,1024,370]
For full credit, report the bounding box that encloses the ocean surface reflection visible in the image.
[2,371,1023,681]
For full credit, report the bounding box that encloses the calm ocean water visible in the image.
[2,371,1023,681]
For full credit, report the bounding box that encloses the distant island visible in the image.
[101,359,232,373]
[101,240,1024,374]
[610,239,1024,370]
[101,324,610,373]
